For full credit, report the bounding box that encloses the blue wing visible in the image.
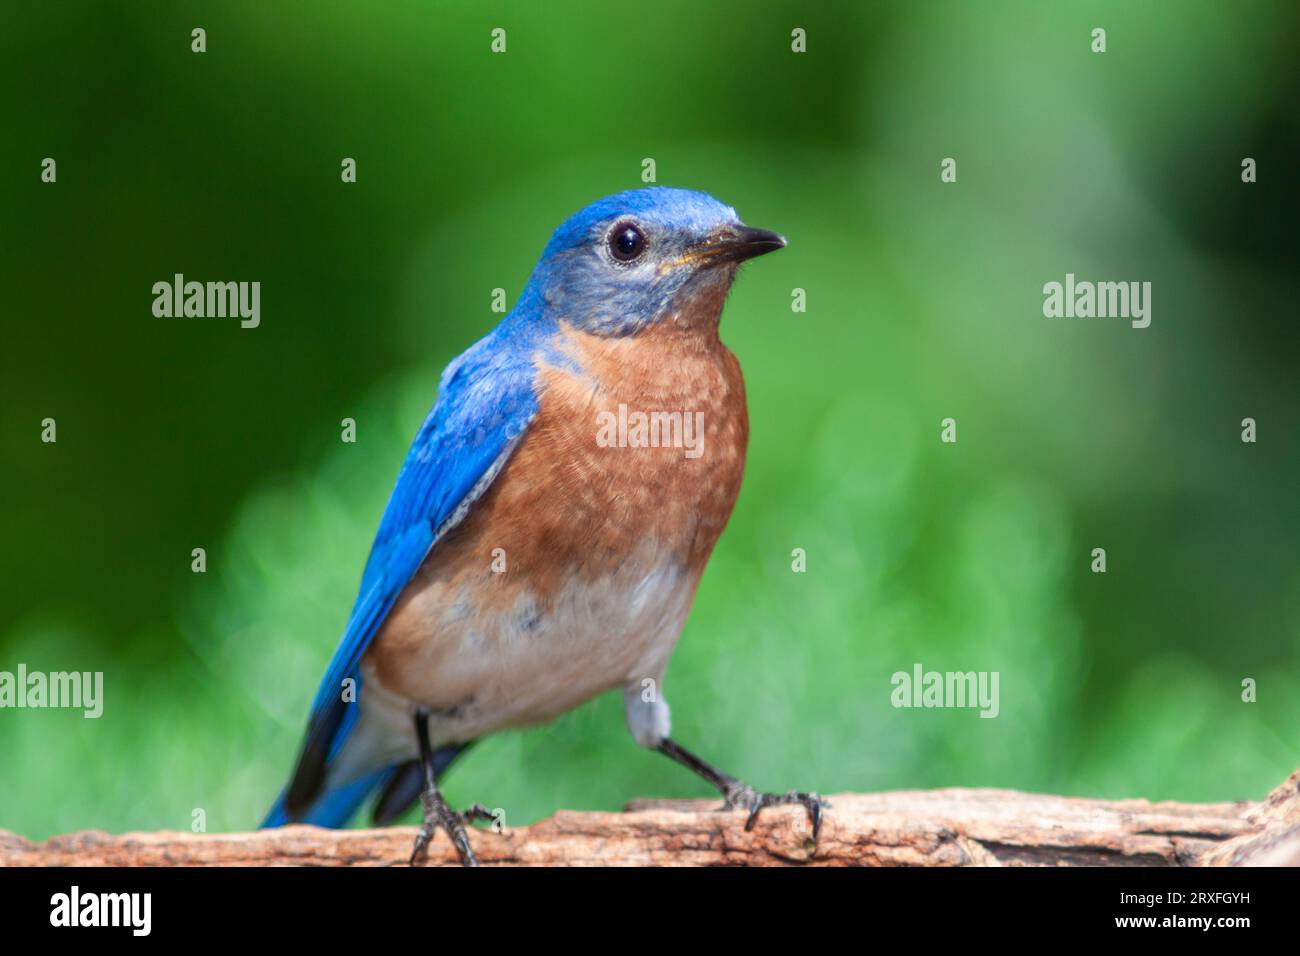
[278,325,541,820]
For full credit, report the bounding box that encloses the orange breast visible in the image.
[516,320,749,574]
[366,320,748,710]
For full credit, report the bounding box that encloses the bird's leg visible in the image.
[409,709,479,867]
[655,738,827,842]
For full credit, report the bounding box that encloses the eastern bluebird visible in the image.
[264,186,823,864]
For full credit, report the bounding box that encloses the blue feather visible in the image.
[263,768,392,829]
[272,312,551,825]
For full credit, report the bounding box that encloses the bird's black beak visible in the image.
[686,225,787,267]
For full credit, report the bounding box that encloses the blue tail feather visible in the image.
[262,767,392,830]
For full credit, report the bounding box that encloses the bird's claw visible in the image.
[456,803,499,827]
[409,795,483,867]
[723,784,827,842]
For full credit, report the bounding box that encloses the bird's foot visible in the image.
[456,803,500,828]
[722,783,828,842]
[410,793,482,867]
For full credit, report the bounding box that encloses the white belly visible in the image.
[332,554,697,784]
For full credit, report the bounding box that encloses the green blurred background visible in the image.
[2,2,1297,839]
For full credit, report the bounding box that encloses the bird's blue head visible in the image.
[526,187,785,336]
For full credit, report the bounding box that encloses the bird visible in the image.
[263,186,824,865]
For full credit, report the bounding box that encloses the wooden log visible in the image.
[4,770,1296,867]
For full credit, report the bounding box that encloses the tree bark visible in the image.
[4,769,1296,866]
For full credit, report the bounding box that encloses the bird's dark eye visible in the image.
[608,221,646,262]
